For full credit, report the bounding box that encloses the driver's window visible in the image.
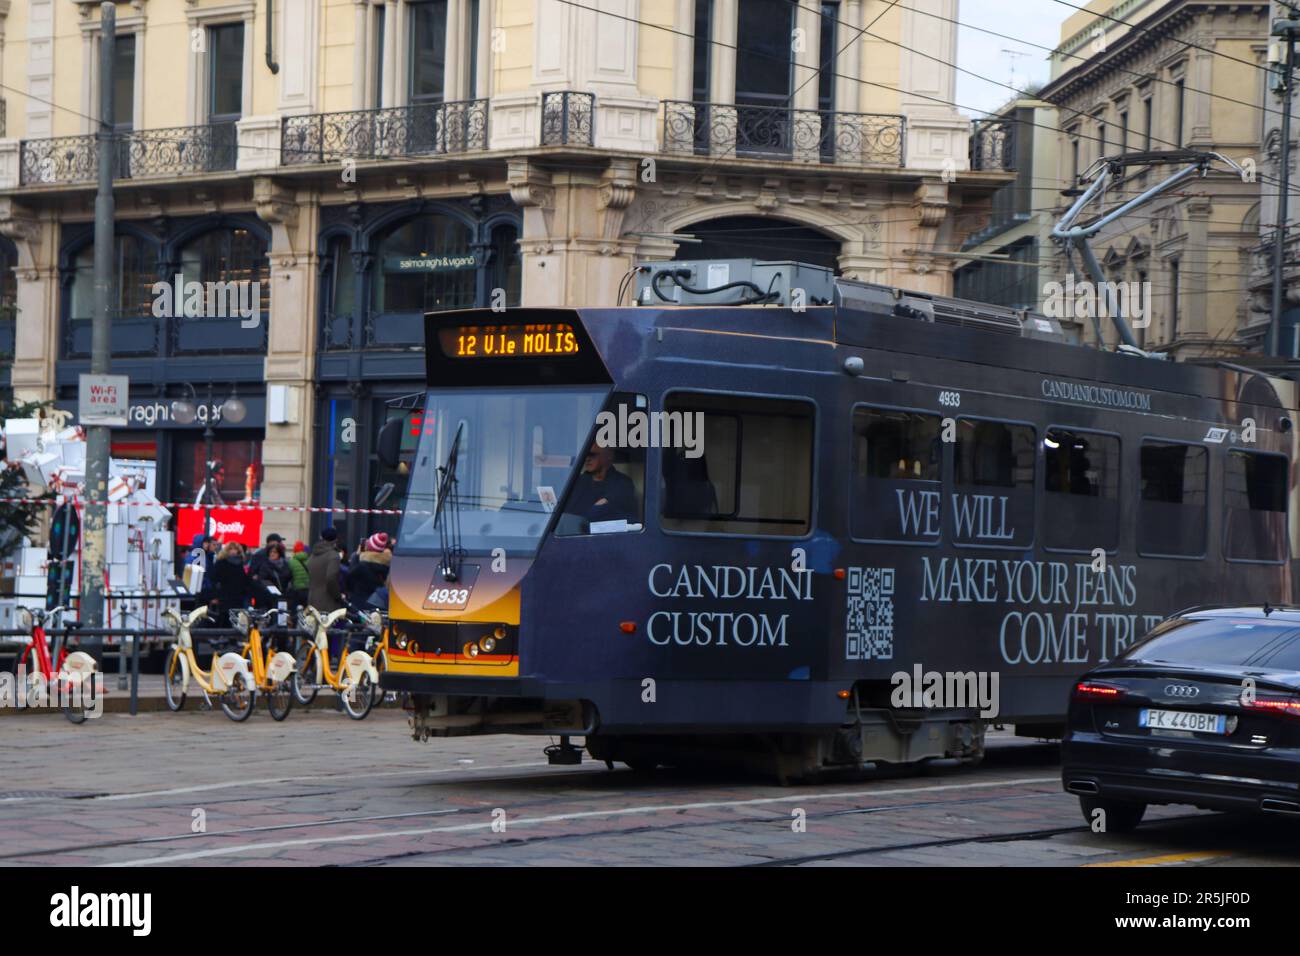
[555,393,646,536]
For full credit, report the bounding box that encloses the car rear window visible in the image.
[1123,617,1300,668]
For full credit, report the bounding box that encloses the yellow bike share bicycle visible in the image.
[230,607,299,720]
[291,606,380,719]
[162,606,258,721]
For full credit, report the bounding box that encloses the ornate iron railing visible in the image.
[121,122,238,177]
[281,100,489,166]
[661,101,905,166]
[540,91,595,146]
[20,122,238,185]
[970,118,1015,171]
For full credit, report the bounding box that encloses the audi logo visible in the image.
[1165,684,1200,698]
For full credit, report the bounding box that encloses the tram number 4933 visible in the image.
[937,390,961,408]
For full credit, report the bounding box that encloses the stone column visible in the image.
[509,157,637,308]
[1181,197,1212,341]
[382,0,399,108]
[897,0,968,173]
[0,200,55,405]
[709,0,737,156]
[354,0,370,110]
[255,178,319,545]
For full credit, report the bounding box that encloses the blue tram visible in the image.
[378,279,1297,778]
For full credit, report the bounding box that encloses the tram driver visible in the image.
[560,442,639,530]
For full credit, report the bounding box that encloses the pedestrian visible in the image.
[207,541,263,624]
[307,527,346,615]
[256,540,292,598]
[246,532,284,581]
[346,532,392,611]
[288,540,311,612]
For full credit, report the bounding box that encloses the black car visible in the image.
[1062,606,1300,832]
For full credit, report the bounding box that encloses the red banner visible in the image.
[177,507,264,547]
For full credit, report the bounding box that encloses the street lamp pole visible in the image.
[203,381,215,538]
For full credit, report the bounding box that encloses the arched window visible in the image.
[323,235,357,349]
[177,227,269,317]
[67,233,159,319]
[371,215,477,314]
[675,216,841,273]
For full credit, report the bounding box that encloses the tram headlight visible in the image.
[394,629,409,650]
[479,636,497,653]
[463,642,480,658]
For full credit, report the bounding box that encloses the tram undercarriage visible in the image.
[406,692,988,780]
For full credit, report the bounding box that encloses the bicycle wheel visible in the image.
[163,647,187,712]
[342,672,376,720]
[62,700,89,724]
[291,641,319,707]
[220,672,254,722]
[265,677,293,721]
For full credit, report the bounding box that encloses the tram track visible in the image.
[1,770,1069,865]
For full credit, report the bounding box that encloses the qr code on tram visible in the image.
[845,567,894,660]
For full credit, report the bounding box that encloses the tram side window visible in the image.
[850,408,942,542]
[952,419,1035,547]
[1043,429,1120,551]
[555,392,646,536]
[661,393,813,536]
[1224,451,1288,562]
[1138,441,1207,557]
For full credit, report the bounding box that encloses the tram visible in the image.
[376,277,1298,778]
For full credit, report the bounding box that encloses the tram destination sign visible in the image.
[439,323,581,359]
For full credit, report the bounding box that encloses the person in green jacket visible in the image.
[288,541,311,615]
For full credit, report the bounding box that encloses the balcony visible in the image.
[970,118,1016,172]
[20,122,238,186]
[540,92,595,146]
[280,100,489,166]
[661,101,905,166]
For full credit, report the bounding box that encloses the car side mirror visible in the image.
[377,418,404,470]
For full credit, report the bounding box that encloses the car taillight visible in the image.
[1245,696,1300,718]
[1075,680,1125,700]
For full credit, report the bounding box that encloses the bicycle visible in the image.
[13,605,97,724]
[359,611,395,707]
[230,608,298,721]
[161,606,257,721]
[291,606,379,719]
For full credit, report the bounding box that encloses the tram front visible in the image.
[380,308,635,740]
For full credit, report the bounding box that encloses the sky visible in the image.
[953,0,1073,117]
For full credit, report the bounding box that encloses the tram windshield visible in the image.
[398,386,608,555]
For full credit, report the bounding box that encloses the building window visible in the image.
[1224,451,1288,562]
[818,2,838,112]
[371,215,477,315]
[661,393,814,537]
[953,418,1035,548]
[207,23,245,123]
[1119,110,1128,154]
[113,34,136,131]
[692,0,712,102]
[68,234,159,320]
[1043,428,1120,551]
[850,407,943,542]
[409,0,449,104]
[735,0,795,156]
[1097,118,1106,157]
[372,5,387,107]
[176,228,270,318]
[1142,96,1152,148]
[1169,258,1180,340]
[488,222,521,308]
[1138,440,1206,557]
[1070,136,1079,183]
[1174,77,1185,146]
[1135,267,1148,348]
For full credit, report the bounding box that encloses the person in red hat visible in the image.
[346,531,392,611]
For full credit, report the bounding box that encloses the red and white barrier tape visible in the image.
[0,496,431,516]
